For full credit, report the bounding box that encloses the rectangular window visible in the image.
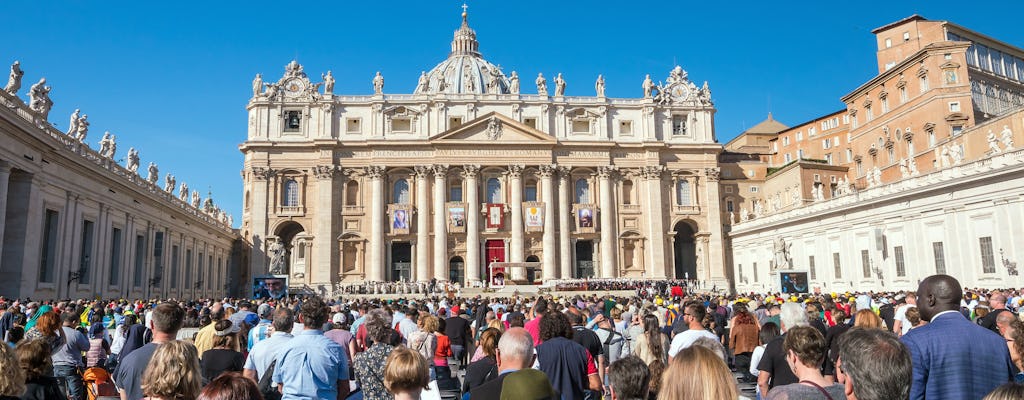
[619,120,633,135]
[573,120,591,134]
[823,139,831,149]
[392,118,412,132]
[197,252,204,290]
[980,236,996,273]
[861,249,871,278]
[449,185,463,202]
[920,76,929,93]
[833,252,842,279]
[726,200,734,212]
[208,255,214,289]
[345,118,361,133]
[133,234,146,287]
[79,220,95,285]
[808,255,816,280]
[846,149,853,162]
[796,131,803,141]
[284,110,302,131]
[39,210,59,283]
[784,153,792,163]
[109,228,122,286]
[932,242,946,275]
[949,102,961,112]
[184,249,192,291]
[825,153,833,165]
[750,186,759,193]
[900,87,908,103]
[523,118,537,129]
[524,186,538,202]
[783,137,790,146]
[928,130,936,147]
[809,127,817,136]
[856,160,864,176]
[738,264,743,283]
[153,232,165,284]
[895,246,906,277]
[952,125,963,136]
[170,244,179,289]
[866,105,873,121]
[753,262,758,282]
[448,117,463,129]
[672,116,687,136]
[881,97,889,113]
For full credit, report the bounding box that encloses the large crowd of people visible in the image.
[0,274,1023,399]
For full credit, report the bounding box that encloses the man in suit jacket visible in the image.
[470,327,537,400]
[901,275,1014,400]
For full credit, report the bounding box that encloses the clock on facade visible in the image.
[671,85,690,100]
[284,79,306,96]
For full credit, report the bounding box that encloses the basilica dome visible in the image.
[414,9,511,95]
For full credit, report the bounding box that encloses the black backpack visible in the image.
[257,359,282,400]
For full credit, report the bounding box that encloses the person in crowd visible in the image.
[114,303,186,400]
[764,326,844,399]
[658,345,741,400]
[193,307,225,358]
[902,274,1014,399]
[444,308,471,368]
[904,307,924,330]
[141,340,203,400]
[667,302,717,359]
[197,372,263,400]
[6,327,24,348]
[892,292,917,337]
[118,314,148,362]
[646,359,665,400]
[633,313,669,366]
[729,303,760,382]
[383,347,432,400]
[852,309,883,329]
[0,342,25,400]
[536,310,600,400]
[822,310,849,380]
[108,313,135,369]
[53,312,90,400]
[525,299,547,347]
[325,311,355,366]
[804,303,828,337]
[462,326,532,399]
[607,356,650,400]
[498,368,559,400]
[243,307,294,383]
[750,322,780,400]
[247,304,274,352]
[568,311,604,397]
[1002,318,1024,382]
[272,297,350,400]
[227,301,255,329]
[16,339,64,400]
[353,308,395,400]
[85,324,110,369]
[463,327,501,393]
[432,318,457,391]
[408,314,439,379]
[757,302,809,396]
[22,308,63,353]
[836,328,911,400]
[200,320,244,384]
[984,383,1024,400]
[980,293,1011,334]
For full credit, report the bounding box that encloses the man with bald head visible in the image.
[470,327,541,400]
[979,292,1010,334]
[902,275,1014,399]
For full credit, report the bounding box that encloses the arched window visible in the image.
[676,180,691,206]
[486,178,502,203]
[345,180,359,206]
[621,180,634,205]
[393,179,410,204]
[283,179,299,206]
[575,178,590,203]
[524,180,538,202]
[449,181,462,202]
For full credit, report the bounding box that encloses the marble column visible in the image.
[414,166,431,282]
[642,166,668,279]
[557,167,572,279]
[0,162,12,280]
[508,165,525,281]
[367,166,386,281]
[312,165,336,285]
[463,166,481,284]
[249,168,271,278]
[703,167,728,287]
[432,165,448,281]
[538,165,557,281]
[598,166,618,278]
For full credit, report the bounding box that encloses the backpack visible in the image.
[257,359,282,400]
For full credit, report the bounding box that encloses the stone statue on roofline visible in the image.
[322,71,335,93]
[536,73,547,96]
[105,135,117,159]
[554,73,566,96]
[988,130,1002,154]
[126,148,139,173]
[1002,125,1014,150]
[595,75,605,97]
[164,173,176,193]
[5,61,24,95]
[509,71,519,94]
[373,71,384,94]
[191,190,201,207]
[68,109,80,136]
[642,74,654,98]
[98,132,113,156]
[75,114,89,142]
[416,71,429,93]
[28,78,53,119]
[252,73,263,97]
[179,182,189,201]
[146,162,159,184]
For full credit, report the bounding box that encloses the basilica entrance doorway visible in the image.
[525,255,539,283]
[673,221,697,280]
[390,242,411,281]
[575,241,594,278]
[273,221,305,275]
[486,240,505,285]
[448,256,464,284]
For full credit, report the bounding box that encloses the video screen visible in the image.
[253,275,288,299]
[779,271,809,294]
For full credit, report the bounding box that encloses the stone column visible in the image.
[508,165,525,281]
[598,166,618,278]
[249,167,272,277]
[642,166,668,279]
[312,165,336,285]
[557,166,572,279]
[703,167,728,287]
[0,162,12,278]
[414,166,431,282]
[367,166,386,281]
[463,166,481,284]
[432,165,449,281]
[538,165,557,281]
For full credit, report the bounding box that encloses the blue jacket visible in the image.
[902,311,1014,400]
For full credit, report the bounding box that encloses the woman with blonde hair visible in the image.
[384,347,432,400]
[658,345,745,400]
[141,340,202,400]
[0,343,26,400]
[200,320,244,384]
[407,315,439,377]
[853,309,883,329]
[463,328,502,393]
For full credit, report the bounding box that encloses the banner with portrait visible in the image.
[523,202,544,232]
[486,203,505,229]
[447,202,467,233]
[573,203,596,233]
[253,275,289,300]
[388,204,412,235]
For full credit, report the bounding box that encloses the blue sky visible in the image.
[4,1,1023,226]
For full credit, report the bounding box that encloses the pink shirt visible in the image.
[525,317,542,346]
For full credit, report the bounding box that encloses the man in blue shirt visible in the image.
[273,297,351,400]
[248,304,274,351]
[243,308,294,382]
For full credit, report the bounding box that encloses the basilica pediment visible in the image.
[430,112,556,144]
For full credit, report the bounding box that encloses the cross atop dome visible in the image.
[451,4,479,57]
[414,4,511,95]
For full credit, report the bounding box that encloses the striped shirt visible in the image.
[248,320,272,351]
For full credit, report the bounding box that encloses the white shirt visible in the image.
[667,328,718,358]
[894,304,913,335]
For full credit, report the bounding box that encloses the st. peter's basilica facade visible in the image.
[240,10,726,291]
